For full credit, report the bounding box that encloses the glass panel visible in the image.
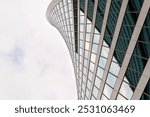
[93,86,99,98]
[84,59,88,67]
[93,34,100,44]
[85,42,90,50]
[89,62,94,72]
[86,33,91,42]
[86,24,92,32]
[80,24,84,32]
[91,95,96,100]
[109,62,120,76]
[83,67,86,75]
[117,94,126,100]
[106,73,117,88]
[88,71,93,81]
[85,50,88,58]
[91,53,96,63]
[92,44,98,53]
[101,95,108,100]
[86,89,90,98]
[119,80,133,99]
[101,47,109,58]
[97,67,104,78]
[80,41,83,48]
[83,75,86,83]
[80,32,84,40]
[103,41,109,47]
[87,80,91,89]
[99,57,107,68]
[103,84,113,99]
[81,90,84,99]
[82,83,85,91]
[80,16,84,23]
[95,76,101,88]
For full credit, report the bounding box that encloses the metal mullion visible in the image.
[77,0,81,99]
[58,1,72,52]
[84,0,112,100]
[98,0,129,99]
[80,0,88,100]
[46,0,61,23]
[83,0,99,99]
[70,0,80,100]
[48,1,73,63]
[57,9,64,29]
[72,0,79,73]
[62,2,72,52]
[131,58,150,99]
[63,0,76,73]
[67,0,78,90]
[53,6,68,48]
[46,0,61,15]
[59,3,75,72]
[58,3,70,47]
[111,0,150,100]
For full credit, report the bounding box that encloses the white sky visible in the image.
[0,0,77,99]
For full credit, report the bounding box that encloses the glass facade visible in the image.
[47,0,150,100]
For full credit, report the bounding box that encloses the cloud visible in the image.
[0,0,77,99]
[9,47,24,65]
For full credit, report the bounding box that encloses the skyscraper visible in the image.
[46,0,150,100]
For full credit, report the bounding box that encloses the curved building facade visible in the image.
[46,0,150,100]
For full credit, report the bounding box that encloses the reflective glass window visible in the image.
[86,33,91,42]
[92,44,98,53]
[80,16,84,23]
[97,67,104,78]
[91,53,96,63]
[88,71,93,81]
[117,94,126,100]
[93,34,100,44]
[90,62,94,72]
[85,42,90,50]
[101,47,109,58]
[87,80,91,89]
[101,95,108,100]
[86,89,90,97]
[103,84,113,99]
[80,24,84,32]
[86,24,92,32]
[99,57,106,68]
[109,62,120,76]
[106,73,117,88]
[95,77,101,88]
[93,86,99,98]
[119,80,133,99]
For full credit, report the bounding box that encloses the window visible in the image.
[91,53,96,63]
[103,84,113,98]
[119,80,133,99]
[97,67,104,78]
[94,76,101,88]
[93,86,99,98]
[109,62,120,76]
[99,57,106,68]
[106,73,117,88]
[101,47,109,58]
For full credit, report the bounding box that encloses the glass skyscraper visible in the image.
[46,0,150,100]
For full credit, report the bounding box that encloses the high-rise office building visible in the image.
[46,0,150,100]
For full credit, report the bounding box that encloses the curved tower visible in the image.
[46,0,150,100]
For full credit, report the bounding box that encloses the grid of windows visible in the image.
[47,0,80,97]
[47,0,150,100]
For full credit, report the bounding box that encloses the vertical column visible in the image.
[111,0,150,99]
[97,0,129,99]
